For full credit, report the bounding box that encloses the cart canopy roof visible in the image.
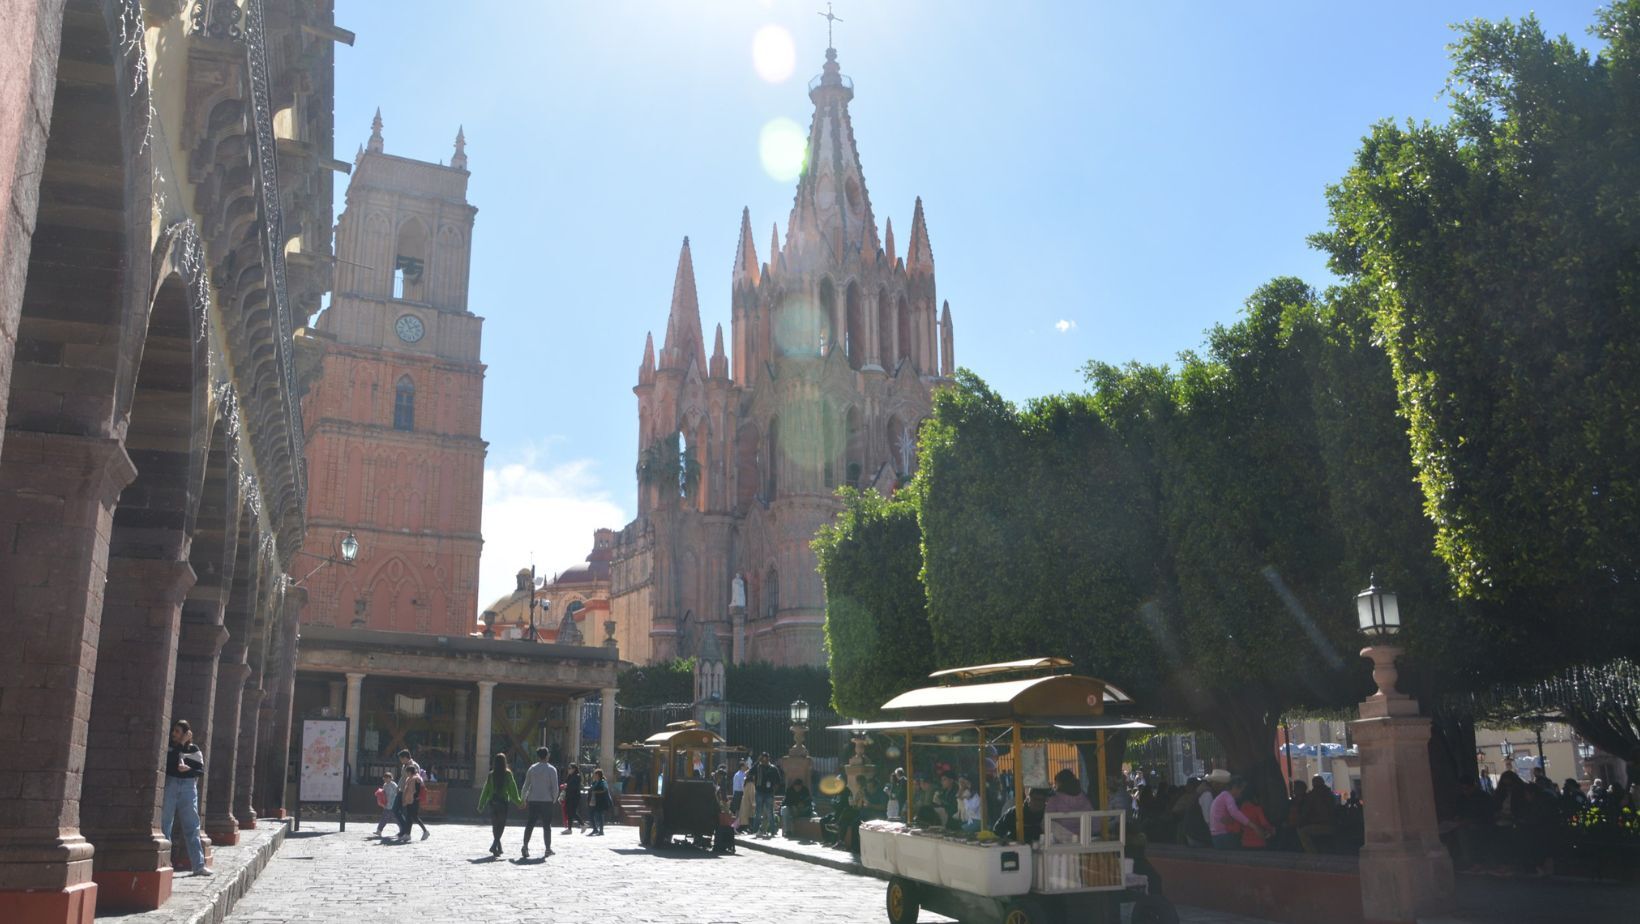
[926,657,1073,681]
[878,673,1133,723]
[826,718,1154,733]
[638,726,733,751]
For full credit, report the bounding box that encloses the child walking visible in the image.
[478,752,521,857]
[374,772,399,837]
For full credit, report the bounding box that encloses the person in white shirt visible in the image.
[518,747,559,858]
[731,759,748,816]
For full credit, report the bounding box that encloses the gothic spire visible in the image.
[733,207,760,286]
[906,197,934,276]
[638,331,656,385]
[940,300,955,376]
[710,323,729,380]
[769,222,781,276]
[660,237,708,374]
[884,217,896,265]
[367,107,384,153]
[451,125,468,171]
[786,47,880,262]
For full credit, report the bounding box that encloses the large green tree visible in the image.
[1315,1,1640,675]
[813,490,935,717]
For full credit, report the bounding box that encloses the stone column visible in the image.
[566,698,583,766]
[81,554,195,909]
[474,681,497,784]
[203,661,249,844]
[452,689,470,773]
[729,604,746,665]
[1353,644,1454,922]
[234,686,265,829]
[344,672,365,784]
[327,679,344,716]
[599,687,617,778]
[0,433,134,923]
[169,623,226,800]
[257,586,302,817]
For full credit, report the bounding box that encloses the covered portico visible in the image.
[294,625,620,816]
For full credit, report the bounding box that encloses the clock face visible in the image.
[704,709,723,727]
[395,313,425,343]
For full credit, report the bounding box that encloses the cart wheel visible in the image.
[885,877,919,924]
[1130,894,1180,924]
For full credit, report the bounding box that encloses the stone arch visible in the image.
[764,414,780,499]
[818,277,837,356]
[734,420,760,512]
[845,405,864,488]
[822,401,836,489]
[393,216,430,301]
[845,281,864,370]
[679,408,709,511]
[896,294,912,370]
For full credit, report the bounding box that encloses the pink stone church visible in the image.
[610,46,957,668]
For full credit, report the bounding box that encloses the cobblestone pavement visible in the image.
[222,820,959,923]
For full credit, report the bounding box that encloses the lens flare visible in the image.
[759,117,807,183]
[751,24,796,83]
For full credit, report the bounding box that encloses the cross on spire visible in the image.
[818,2,842,49]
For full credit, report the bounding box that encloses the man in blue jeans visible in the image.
[162,719,212,876]
[751,752,783,839]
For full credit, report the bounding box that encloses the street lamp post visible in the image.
[1351,576,1454,921]
[779,699,813,810]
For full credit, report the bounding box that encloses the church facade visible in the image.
[609,47,956,668]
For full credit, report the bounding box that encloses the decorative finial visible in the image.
[367,107,384,153]
[818,2,843,49]
[451,125,468,171]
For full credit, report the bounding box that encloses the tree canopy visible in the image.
[1314,1,1640,674]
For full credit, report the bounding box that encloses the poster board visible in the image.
[1020,744,1050,789]
[299,718,349,803]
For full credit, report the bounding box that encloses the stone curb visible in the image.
[735,836,885,880]
[114,820,287,924]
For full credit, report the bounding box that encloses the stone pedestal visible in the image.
[844,735,875,808]
[1352,644,1454,923]
[779,724,813,792]
[0,434,134,922]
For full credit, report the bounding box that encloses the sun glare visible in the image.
[759,117,807,183]
[752,24,796,83]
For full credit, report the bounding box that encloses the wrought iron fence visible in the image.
[591,700,861,781]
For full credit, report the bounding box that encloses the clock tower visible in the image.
[297,116,487,636]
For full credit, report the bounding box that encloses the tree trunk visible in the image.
[1206,703,1284,808]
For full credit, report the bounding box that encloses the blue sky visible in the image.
[329,0,1601,611]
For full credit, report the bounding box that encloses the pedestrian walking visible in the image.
[751,751,783,838]
[588,769,613,835]
[519,746,559,858]
[478,752,521,857]
[394,750,430,843]
[731,757,748,817]
[562,763,584,834]
[373,772,399,837]
[162,719,212,876]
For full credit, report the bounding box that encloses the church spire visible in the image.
[884,217,896,265]
[660,237,708,374]
[710,323,729,380]
[638,331,656,385]
[367,107,384,153]
[906,197,934,276]
[733,207,760,286]
[786,46,880,263]
[940,300,955,376]
[769,222,781,275]
[451,125,468,171]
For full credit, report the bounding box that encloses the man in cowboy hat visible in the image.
[1199,769,1232,833]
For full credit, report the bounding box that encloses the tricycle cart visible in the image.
[622,720,744,851]
[836,658,1180,924]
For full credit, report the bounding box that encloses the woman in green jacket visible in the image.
[478,752,521,857]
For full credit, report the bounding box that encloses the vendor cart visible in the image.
[836,658,1180,924]
[623,721,744,851]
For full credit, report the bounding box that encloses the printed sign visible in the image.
[299,718,349,803]
[1020,743,1050,789]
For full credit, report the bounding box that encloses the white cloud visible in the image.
[477,447,627,620]
[1055,319,1077,334]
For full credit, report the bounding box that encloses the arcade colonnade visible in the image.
[0,1,342,921]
